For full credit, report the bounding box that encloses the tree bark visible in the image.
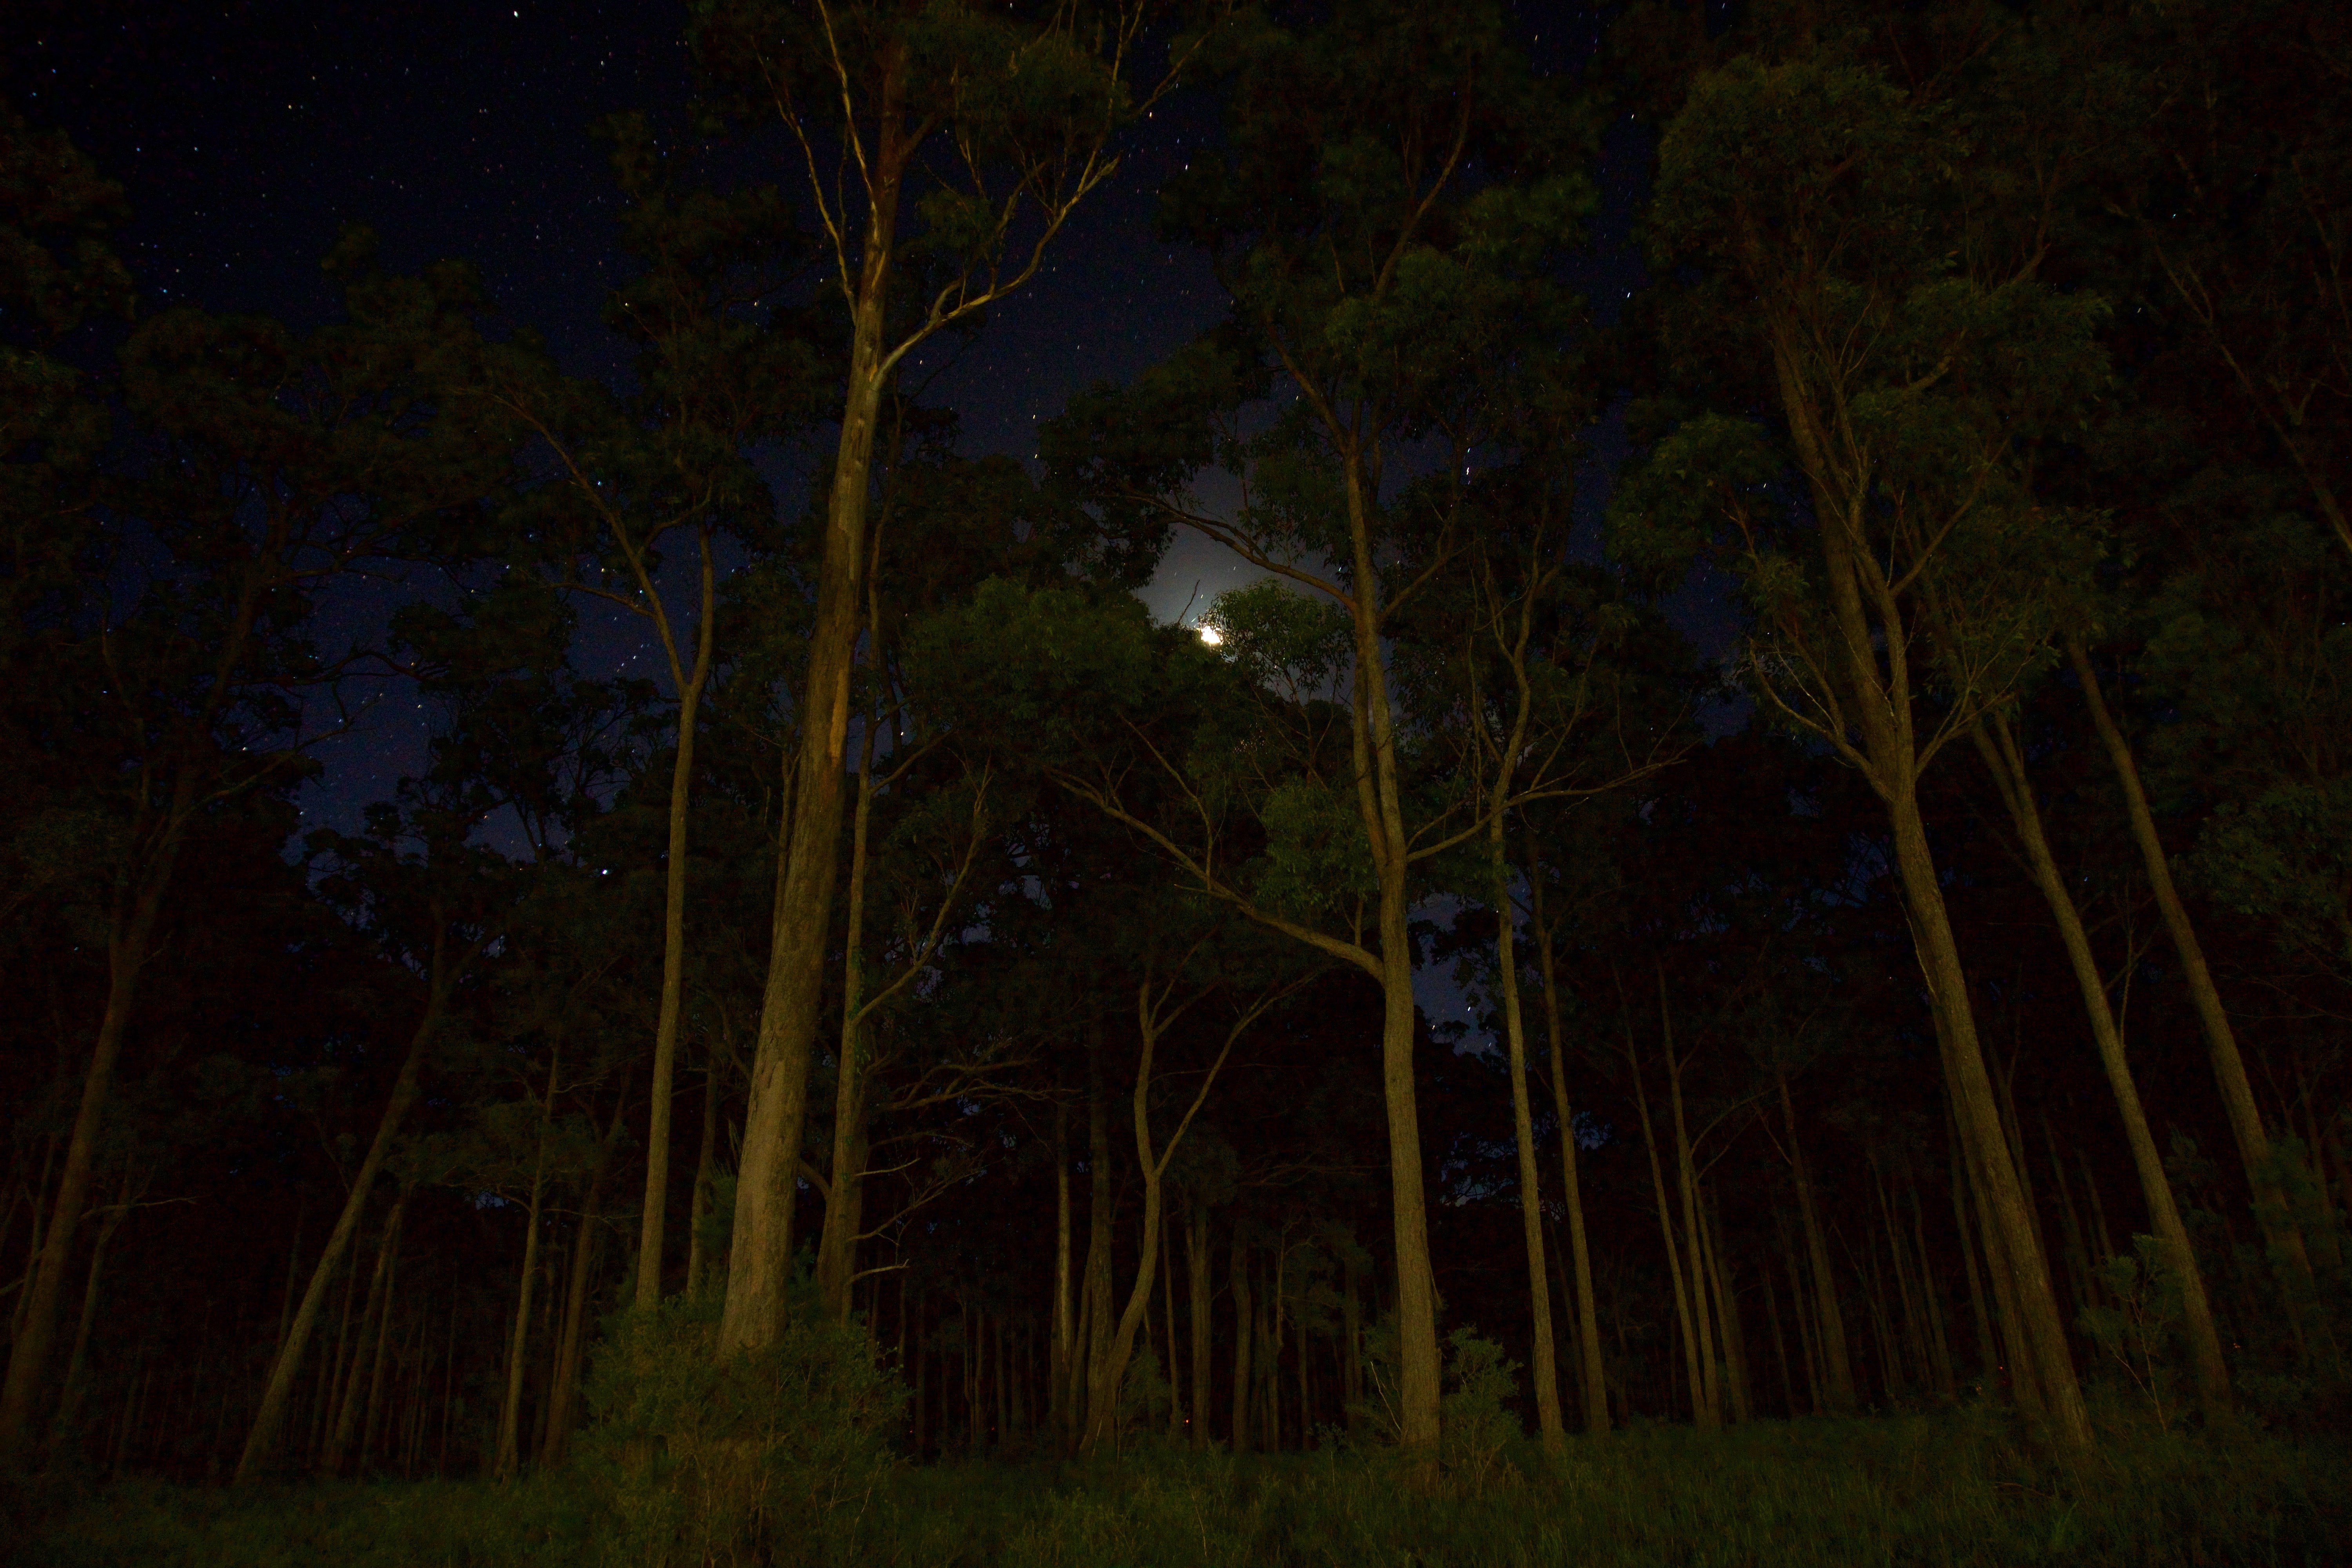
[1229,1229,1252,1453]
[1779,1072,1855,1412]
[817,709,883,1321]
[1188,1199,1213,1451]
[1489,815,1563,1450]
[722,99,909,1359]
[495,1050,560,1481]
[1529,851,1608,1434]
[1628,1016,1711,1432]
[684,1061,719,1298]
[236,956,452,1486]
[44,1167,132,1455]
[1973,712,2231,1407]
[546,1089,628,1463]
[324,1193,406,1476]
[2066,637,2320,1318]
[1659,986,1722,1430]
[634,531,717,1314]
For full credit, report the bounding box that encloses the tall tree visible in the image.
[688,0,1201,1357]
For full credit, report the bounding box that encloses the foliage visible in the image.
[572,1287,904,1567]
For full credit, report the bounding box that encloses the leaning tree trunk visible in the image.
[1973,714,2232,1411]
[1229,1229,1252,1453]
[44,1167,134,1456]
[236,959,453,1486]
[1187,1198,1213,1452]
[817,712,883,1321]
[2066,638,2321,1326]
[323,1193,407,1476]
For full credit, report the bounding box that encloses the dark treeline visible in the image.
[4,0,2349,1512]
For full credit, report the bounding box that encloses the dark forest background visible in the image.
[2,0,2349,1545]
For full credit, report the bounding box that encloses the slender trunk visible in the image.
[0,882,169,1462]
[1163,1220,1183,1437]
[1627,1017,1709,1431]
[359,1232,401,1469]
[635,534,716,1314]
[1078,1029,1112,1446]
[495,1052,559,1480]
[1911,1184,1956,1399]
[1780,1072,1855,1411]
[1961,1114,2043,1416]
[45,1168,133,1453]
[1188,1199,1212,1451]
[1700,1187,1749,1423]
[1332,451,1443,1457]
[1529,852,1607,1434]
[1971,713,2230,1406]
[818,711,883,1321]
[2067,637,2320,1322]
[1340,1255,1363,1423]
[9,1138,56,1348]
[722,114,909,1359]
[1489,817,1562,1449]
[1052,1101,1074,1436]
[1229,1229,1252,1453]
[1763,1257,1795,1418]
[685,1061,719,1298]
[326,1194,405,1476]
[1659,985,1722,1430]
[236,964,450,1485]
[1950,1129,1995,1387]
[545,1091,627,1463]
[1775,1207,1821,1414]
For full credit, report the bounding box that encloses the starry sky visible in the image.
[6,0,1676,1038]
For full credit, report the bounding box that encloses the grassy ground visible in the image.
[9,1409,2347,1568]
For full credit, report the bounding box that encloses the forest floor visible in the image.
[7,1408,2347,1567]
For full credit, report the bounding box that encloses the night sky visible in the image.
[5,0,1672,1034]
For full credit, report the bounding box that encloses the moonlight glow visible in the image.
[1198,624,1223,646]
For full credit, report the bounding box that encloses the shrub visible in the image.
[575,1288,904,1568]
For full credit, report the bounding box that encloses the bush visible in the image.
[574,1288,904,1568]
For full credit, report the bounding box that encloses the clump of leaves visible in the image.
[576,1285,903,1567]
[2080,1235,2183,1435]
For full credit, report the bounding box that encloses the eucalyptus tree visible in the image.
[2,247,526,1466]
[474,113,822,1314]
[1039,0,1614,1453]
[685,0,1216,1357]
[1610,18,2120,1448]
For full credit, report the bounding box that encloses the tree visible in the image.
[1613,21,2117,1448]
[687,0,1206,1358]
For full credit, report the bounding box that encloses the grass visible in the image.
[10,1408,2348,1568]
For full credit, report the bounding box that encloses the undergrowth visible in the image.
[11,1405,2345,1568]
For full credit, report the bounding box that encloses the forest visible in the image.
[3,0,2350,1563]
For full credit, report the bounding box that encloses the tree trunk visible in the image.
[1972,711,2230,1406]
[0,882,168,1463]
[359,1232,401,1469]
[1327,448,1443,1457]
[1489,817,1562,1450]
[545,1090,628,1463]
[1660,987,1722,1430]
[44,1167,133,1455]
[1529,852,1608,1434]
[1628,1018,1711,1432]
[722,118,908,1360]
[495,1052,560,1481]
[1188,1199,1213,1451]
[1779,1072,1856,1412]
[1077,1029,1113,1446]
[1229,1229,1252,1453]
[236,964,450,1485]
[634,532,716,1314]
[818,711,883,1322]
[1052,1100,1074,1437]
[685,1061,719,1298]
[2067,637,2321,1324]
[325,1193,407,1476]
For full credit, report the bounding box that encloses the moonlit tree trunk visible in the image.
[324,1193,407,1477]
[1529,855,1608,1434]
[1779,1073,1856,1413]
